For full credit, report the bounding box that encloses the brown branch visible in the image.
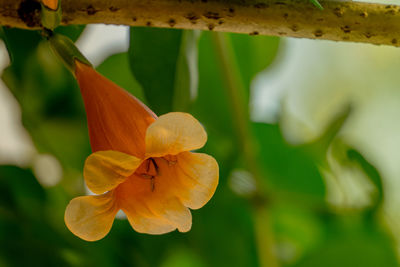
[1,0,400,47]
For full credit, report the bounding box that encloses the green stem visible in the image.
[211,32,279,267]
[41,0,62,30]
[48,33,92,73]
[210,32,258,184]
[254,205,280,267]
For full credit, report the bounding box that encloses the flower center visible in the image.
[134,155,178,192]
[135,158,158,192]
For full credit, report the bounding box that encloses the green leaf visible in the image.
[187,186,259,267]
[304,105,352,162]
[1,28,41,78]
[271,203,324,263]
[347,149,383,206]
[291,217,398,267]
[192,32,281,163]
[97,52,146,103]
[187,32,263,266]
[53,25,85,42]
[161,247,206,267]
[253,106,352,204]
[330,139,384,210]
[310,0,323,10]
[191,32,238,164]
[229,33,280,92]
[2,26,85,73]
[2,29,89,174]
[253,122,326,204]
[0,166,46,218]
[128,27,199,114]
[173,30,200,111]
[0,166,76,266]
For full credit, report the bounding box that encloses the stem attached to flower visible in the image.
[48,33,92,73]
[211,32,279,267]
[40,0,62,30]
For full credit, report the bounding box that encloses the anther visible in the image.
[150,158,159,173]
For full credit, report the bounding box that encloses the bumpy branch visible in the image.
[1,0,400,47]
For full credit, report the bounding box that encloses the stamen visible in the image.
[150,158,159,173]
[150,177,155,192]
[136,158,159,192]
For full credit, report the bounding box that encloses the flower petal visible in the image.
[75,61,157,158]
[124,210,176,235]
[122,197,191,234]
[117,172,192,234]
[64,192,118,241]
[172,152,219,209]
[145,112,207,157]
[84,150,142,194]
[150,152,218,210]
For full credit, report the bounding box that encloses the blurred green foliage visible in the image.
[310,0,323,10]
[0,24,398,267]
[1,27,89,179]
[129,28,199,114]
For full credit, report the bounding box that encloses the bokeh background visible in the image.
[1,0,400,266]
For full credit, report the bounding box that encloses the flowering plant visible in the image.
[47,38,219,241]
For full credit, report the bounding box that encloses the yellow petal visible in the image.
[64,192,118,241]
[84,151,142,194]
[153,197,192,232]
[173,152,219,209]
[145,112,207,158]
[124,211,176,235]
[117,174,192,234]
[153,152,219,210]
[122,197,191,234]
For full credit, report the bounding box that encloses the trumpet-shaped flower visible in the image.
[65,61,219,241]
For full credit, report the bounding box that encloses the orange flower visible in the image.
[65,61,219,241]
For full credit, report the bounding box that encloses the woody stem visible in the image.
[3,0,400,47]
[211,32,279,267]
